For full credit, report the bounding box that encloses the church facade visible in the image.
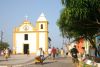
[13,13,48,54]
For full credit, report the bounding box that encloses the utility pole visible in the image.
[0,30,3,46]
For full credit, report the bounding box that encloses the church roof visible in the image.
[23,20,30,24]
[37,13,47,21]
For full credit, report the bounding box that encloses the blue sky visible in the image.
[0,0,64,49]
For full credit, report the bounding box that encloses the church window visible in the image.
[24,34,28,40]
[40,24,43,29]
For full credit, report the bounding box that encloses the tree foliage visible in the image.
[0,41,9,50]
[57,0,100,46]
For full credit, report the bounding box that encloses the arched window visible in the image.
[40,24,43,29]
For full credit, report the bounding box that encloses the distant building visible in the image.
[13,13,48,54]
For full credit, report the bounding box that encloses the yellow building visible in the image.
[13,13,48,54]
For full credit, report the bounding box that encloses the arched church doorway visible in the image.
[23,44,29,54]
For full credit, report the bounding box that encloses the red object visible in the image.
[76,37,84,54]
[51,48,56,54]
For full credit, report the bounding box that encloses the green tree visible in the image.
[0,41,9,50]
[57,0,100,47]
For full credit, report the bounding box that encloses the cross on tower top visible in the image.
[24,15,28,21]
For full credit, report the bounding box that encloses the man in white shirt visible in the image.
[36,48,44,64]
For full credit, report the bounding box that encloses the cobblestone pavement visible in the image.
[23,57,75,67]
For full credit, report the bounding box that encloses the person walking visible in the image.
[63,45,69,57]
[51,47,56,60]
[70,45,79,63]
[60,48,64,57]
[4,48,9,61]
[56,48,60,58]
[8,48,12,57]
[36,48,44,64]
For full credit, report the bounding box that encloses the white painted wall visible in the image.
[84,40,90,54]
[16,33,24,53]
[29,33,36,53]
[39,32,45,51]
[15,33,36,53]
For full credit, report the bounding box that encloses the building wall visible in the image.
[84,39,90,54]
[13,13,48,54]
[15,32,37,54]
[19,24,34,32]
[39,32,45,51]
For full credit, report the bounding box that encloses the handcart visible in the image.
[34,55,49,64]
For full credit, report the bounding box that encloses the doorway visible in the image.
[23,44,29,54]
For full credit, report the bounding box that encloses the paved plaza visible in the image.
[0,55,35,67]
[25,57,75,67]
[0,55,75,67]
[0,55,100,67]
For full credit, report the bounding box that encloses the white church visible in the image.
[13,13,48,54]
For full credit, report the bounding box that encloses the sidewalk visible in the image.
[0,55,35,67]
